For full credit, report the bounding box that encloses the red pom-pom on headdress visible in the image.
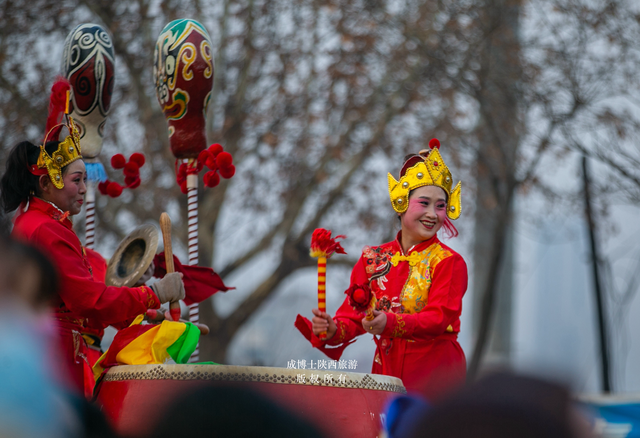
[44,77,71,143]
[429,138,440,149]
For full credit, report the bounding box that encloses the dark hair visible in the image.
[148,386,324,438]
[406,372,579,438]
[10,240,59,304]
[0,140,62,213]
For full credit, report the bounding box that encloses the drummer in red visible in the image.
[296,139,467,398]
[0,81,185,398]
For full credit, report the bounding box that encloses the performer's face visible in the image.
[400,185,447,249]
[41,160,87,215]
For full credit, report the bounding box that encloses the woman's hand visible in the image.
[362,310,387,336]
[311,308,337,341]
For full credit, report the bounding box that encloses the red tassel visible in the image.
[429,138,440,149]
[44,77,71,143]
[310,228,347,258]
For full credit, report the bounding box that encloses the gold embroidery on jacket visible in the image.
[397,242,452,314]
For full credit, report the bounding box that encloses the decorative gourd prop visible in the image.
[154,19,236,361]
[62,23,115,248]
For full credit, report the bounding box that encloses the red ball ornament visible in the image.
[198,150,212,165]
[107,181,123,197]
[208,143,223,156]
[128,177,141,189]
[203,170,220,187]
[353,288,366,305]
[429,138,440,149]
[216,151,233,169]
[130,153,146,167]
[123,161,140,177]
[111,154,126,169]
[98,181,109,195]
[219,164,236,179]
[205,157,217,170]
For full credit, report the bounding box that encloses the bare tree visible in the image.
[2,0,640,369]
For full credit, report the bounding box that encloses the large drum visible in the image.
[96,364,405,437]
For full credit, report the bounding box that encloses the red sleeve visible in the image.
[34,222,160,325]
[381,253,467,341]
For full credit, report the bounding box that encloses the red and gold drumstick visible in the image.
[310,228,346,340]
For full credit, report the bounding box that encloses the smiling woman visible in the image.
[0,80,185,398]
[296,139,468,398]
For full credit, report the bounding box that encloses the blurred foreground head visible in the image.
[406,372,591,438]
[149,386,323,438]
[0,233,59,310]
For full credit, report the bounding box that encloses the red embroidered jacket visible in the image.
[296,233,468,392]
[12,197,160,328]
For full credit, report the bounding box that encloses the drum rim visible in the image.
[102,364,406,394]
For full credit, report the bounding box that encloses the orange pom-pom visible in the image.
[208,143,223,156]
[111,154,126,169]
[429,138,440,149]
[203,171,220,187]
[219,164,236,179]
[107,182,123,197]
[130,153,145,167]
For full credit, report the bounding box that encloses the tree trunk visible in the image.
[469,0,522,377]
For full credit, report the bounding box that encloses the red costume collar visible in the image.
[24,196,73,228]
[394,231,439,255]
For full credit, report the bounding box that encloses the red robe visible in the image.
[12,197,160,397]
[296,233,467,397]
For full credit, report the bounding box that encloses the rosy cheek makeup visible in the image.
[408,198,424,212]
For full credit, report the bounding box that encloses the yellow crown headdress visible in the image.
[387,139,461,220]
[29,80,83,189]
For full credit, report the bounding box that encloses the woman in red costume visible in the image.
[296,139,467,397]
[0,81,185,397]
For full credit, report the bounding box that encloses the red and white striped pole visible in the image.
[186,159,199,362]
[85,183,96,249]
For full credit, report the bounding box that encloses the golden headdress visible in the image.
[29,78,83,189]
[388,139,461,220]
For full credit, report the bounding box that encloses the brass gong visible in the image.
[105,224,159,287]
